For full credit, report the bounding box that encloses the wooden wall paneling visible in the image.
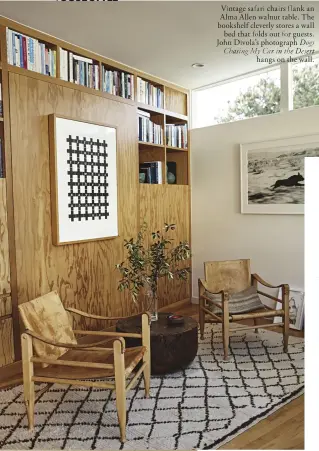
[0,317,14,367]
[0,294,12,317]
[165,87,188,116]
[9,72,139,331]
[139,184,190,308]
[0,179,11,294]
[0,24,19,359]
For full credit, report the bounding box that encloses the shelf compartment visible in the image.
[166,151,188,186]
[59,47,100,90]
[7,28,57,78]
[165,86,188,116]
[136,76,164,109]
[101,63,134,100]
[139,146,166,184]
[138,108,164,147]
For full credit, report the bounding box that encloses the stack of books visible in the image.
[6,28,57,77]
[139,161,163,184]
[137,77,163,108]
[0,83,3,117]
[102,67,134,100]
[0,138,4,178]
[166,124,188,149]
[138,110,163,145]
[60,49,99,89]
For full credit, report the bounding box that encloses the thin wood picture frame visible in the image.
[49,114,118,245]
[240,133,319,215]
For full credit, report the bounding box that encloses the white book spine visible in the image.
[69,52,73,83]
[15,35,20,67]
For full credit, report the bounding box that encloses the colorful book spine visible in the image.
[101,67,134,100]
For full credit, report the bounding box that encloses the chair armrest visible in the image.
[66,307,143,321]
[25,329,117,351]
[252,273,289,290]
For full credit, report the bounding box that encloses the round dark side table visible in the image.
[116,313,198,375]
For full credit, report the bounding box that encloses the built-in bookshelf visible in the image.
[3,22,189,186]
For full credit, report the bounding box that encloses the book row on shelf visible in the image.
[60,49,99,90]
[0,138,4,178]
[102,66,134,100]
[166,123,188,149]
[138,110,163,145]
[139,161,163,184]
[137,77,163,108]
[6,28,57,77]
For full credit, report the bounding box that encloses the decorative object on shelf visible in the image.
[116,223,191,321]
[139,172,146,183]
[274,288,304,330]
[49,115,118,245]
[240,134,319,214]
[167,161,177,184]
[167,314,185,326]
[167,172,176,184]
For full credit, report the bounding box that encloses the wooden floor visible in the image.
[0,302,304,450]
[173,303,304,450]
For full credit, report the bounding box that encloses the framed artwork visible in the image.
[240,134,319,214]
[274,288,305,331]
[49,115,118,245]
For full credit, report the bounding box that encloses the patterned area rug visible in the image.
[0,324,304,450]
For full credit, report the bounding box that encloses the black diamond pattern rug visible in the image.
[0,324,304,450]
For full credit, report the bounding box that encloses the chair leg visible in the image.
[283,286,290,352]
[199,298,205,340]
[222,296,230,360]
[253,318,259,334]
[142,313,151,398]
[114,338,126,443]
[21,333,35,431]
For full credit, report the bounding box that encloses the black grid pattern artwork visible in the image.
[0,325,304,450]
[66,135,109,222]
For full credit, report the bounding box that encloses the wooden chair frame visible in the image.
[21,308,151,443]
[199,272,289,360]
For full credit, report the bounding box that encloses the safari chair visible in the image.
[18,291,151,443]
[198,259,289,360]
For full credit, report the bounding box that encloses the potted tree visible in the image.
[116,223,191,321]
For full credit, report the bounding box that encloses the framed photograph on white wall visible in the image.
[274,288,305,331]
[49,115,118,245]
[240,134,319,214]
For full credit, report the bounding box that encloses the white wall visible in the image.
[190,107,318,302]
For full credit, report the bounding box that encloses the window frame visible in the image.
[191,53,319,128]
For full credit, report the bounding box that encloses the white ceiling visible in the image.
[0,1,318,89]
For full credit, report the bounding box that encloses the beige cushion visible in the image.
[18,291,77,359]
[204,285,264,315]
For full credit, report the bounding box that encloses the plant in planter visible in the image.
[115,222,191,321]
